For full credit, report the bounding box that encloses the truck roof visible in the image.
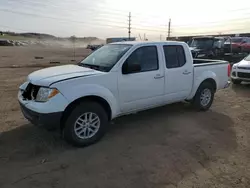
[111,41,186,46]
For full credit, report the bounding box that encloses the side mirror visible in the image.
[122,61,141,74]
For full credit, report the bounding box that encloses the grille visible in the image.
[22,83,40,100]
[238,67,250,70]
[238,72,250,79]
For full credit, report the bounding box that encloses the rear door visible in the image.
[162,45,193,101]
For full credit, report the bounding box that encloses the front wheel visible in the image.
[192,82,215,111]
[63,102,108,147]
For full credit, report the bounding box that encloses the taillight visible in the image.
[227,64,231,77]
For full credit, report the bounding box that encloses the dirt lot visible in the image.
[0,46,250,188]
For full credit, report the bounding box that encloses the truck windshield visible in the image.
[190,38,213,49]
[79,44,132,72]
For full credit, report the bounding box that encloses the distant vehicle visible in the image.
[86,44,91,49]
[224,37,250,53]
[241,39,250,53]
[86,44,103,51]
[231,53,250,84]
[0,39,14,46]
[106,37,136,44]
[189,36,226,58]
[18,41,230,147]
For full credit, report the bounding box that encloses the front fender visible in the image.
[188,70,218,99]
[56,84,119,119]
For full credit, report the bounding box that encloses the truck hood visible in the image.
[189,47,202,52]
[28,64,102,86]
[189,47,208,53]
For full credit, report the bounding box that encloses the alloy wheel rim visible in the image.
[200,88,212,107]
[74,112,100,139]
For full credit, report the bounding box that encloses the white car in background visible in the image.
[231,54,250,84]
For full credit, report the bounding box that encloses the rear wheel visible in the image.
[232,79,242,85]
[192,82,215,111]
[63,102,108,147]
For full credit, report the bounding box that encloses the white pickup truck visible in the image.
[18,41,230,147]
[231,53,250,84]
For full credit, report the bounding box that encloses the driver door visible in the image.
[118,45,164,113]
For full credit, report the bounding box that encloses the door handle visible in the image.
[183,71,191,75]
[154,74,164,79]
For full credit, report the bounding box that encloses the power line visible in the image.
[4,0,250,34]
[3,3,128,26]
[173,27,250,37]
[6,0,250,25]
[6,0,129,21]
[1,3,250,37]
[172,16,250,28]
[7,0,250,27]
[4,0,170,31]
[0,6,167,31]
[0,8,127,29]
[0,8,169,34]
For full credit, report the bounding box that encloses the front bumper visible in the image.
[18,82,69,130]
[231,70,250,82]
[19,102,62,130]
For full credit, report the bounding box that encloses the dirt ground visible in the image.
[0,46,250,188]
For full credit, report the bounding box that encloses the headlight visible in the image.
[36,87,59,102]
[232,65,237,69]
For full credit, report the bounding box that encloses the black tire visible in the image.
[231,79,242,85]
[63,101,108,147]
[192,82,215,111]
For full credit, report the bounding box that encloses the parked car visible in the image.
[86,44,103,51]
[0,39,14,46]
[231,53,250,84]
[241,40,250,53]
[189,36,226,58]
[18,41,230,147]
[224,37,250,53]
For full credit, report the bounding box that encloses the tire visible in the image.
[232,79,242,85]
[63,101,108,147]
[192,82,215,111]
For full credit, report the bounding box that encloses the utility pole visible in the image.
[70,35,76,61]
[160,34,162,41]
[138,34,142,41]
[167,18,171,40]
[128,12,131,39]
[144,33,146,41]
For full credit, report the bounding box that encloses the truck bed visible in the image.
[193,59,228,66]
[193,59,229,92]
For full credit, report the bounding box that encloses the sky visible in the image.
[0,0,250,40]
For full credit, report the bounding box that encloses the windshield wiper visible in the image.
[78,63,107,72]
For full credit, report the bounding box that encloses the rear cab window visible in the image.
[163,45,186,69]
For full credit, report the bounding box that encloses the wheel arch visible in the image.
[60,95,112,130]
[199,78,217,91]
[187,75,218,100]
